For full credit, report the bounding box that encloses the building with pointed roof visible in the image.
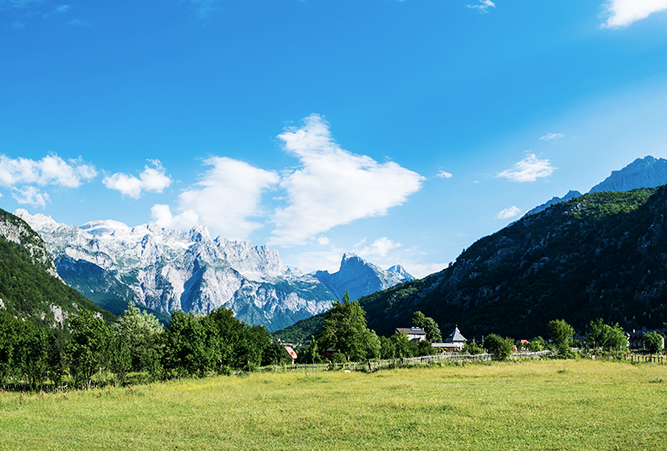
[433,326,467,352]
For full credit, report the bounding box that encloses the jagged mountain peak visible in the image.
[341,252,358,261]
[589,155,667,193]
[524,190,583,218]
[189,224,212,242]
[313,253,414,301]
[387,264,414,281]
[14,209,61,233]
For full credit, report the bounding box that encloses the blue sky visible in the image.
[2,0,667,277]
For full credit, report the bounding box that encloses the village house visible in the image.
[628,330,665,351]
[395,327,427,343]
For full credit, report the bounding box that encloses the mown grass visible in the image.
[1,359,666,450]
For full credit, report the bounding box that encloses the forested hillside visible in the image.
[0,208,114,330]
[277,187,667,340]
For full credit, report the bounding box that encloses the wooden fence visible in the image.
[256,350,553,374]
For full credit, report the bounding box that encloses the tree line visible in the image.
[0,302,292,391]
[2,292,664,392]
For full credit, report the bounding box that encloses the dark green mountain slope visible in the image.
[277,188,667,340]
[0,209,114,329]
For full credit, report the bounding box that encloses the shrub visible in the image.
[484,334,514,360]
[463,341,484,355]
[643,331,664,354]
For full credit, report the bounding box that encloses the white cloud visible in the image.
[436,170,453,179]
[497,154,556,182]
[152,157,279,240]
[103,160,171,199]
[402,262,449,279]
[269,114,424,246]
[355,237,402,258]
[495,206,522,219]
[539,133,564,141]
[602,0,667,28]
[0,154,96,189]
[316,236,330,246]
[151,204,200,231]
[467,0,496,13]
[12,186,50,208]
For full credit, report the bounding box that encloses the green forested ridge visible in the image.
[0,208,114,328]
[272,311,325,343]
[277,187,667,339]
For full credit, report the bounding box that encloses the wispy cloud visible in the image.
[12,186,49,208]
[269,114,424,246]
[354,237,402,258]
[436,170,453,179]
[540,133,564,141]
[495,205,521,219]
[1,0,45,9]
[152,157,279,240]
[467,0,496,13]
[67,18,90,27]
[497,154,556,182]
[104,160,171,199]
[189,0,222,18]
[602,0,667,28]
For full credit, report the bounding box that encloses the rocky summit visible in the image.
[590,156,667,193]
[313,252,414,302]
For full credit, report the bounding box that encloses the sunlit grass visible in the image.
[1,359,666,450]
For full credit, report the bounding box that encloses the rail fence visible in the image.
[256,350,553,374]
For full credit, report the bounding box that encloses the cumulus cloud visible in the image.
[436,170,453,179]
[497,154,556,182]
[602,0,667,28]
[495,206,522,219]
[152,157,279,239]
[467,0,496,13]
[103,160,171,199]
[0,154,96,191]
[540,133,564,141]
[269,114,424,246]
[355,237,402,258]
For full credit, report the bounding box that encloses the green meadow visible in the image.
[1,359,666,450]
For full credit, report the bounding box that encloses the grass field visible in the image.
[1,359,666,450]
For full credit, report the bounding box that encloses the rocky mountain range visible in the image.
[16,210,412,331]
